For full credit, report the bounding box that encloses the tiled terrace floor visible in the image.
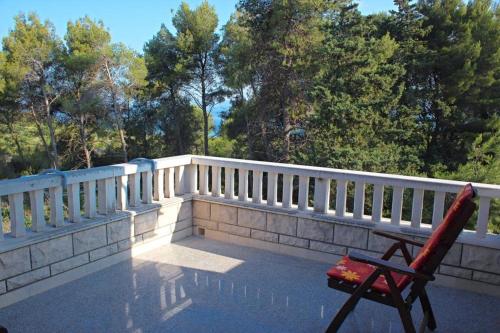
[1,237,499,333]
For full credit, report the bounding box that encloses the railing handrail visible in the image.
[191,155,500,198]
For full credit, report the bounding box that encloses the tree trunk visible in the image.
[6,121,25,164]
[30,105,52,164]
[43,92,59,169]
[200,56,209,156]
[79,115,92,168]
[105,61,128,162]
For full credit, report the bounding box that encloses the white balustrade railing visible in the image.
[0,155,193,241]
[191,156,500,248]
[1,155,499,249]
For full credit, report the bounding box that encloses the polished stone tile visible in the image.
[0,237,499,332]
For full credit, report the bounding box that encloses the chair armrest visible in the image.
[373,230,425,247]
[348,251,435,281]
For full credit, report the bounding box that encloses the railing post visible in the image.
[212,166,221,197]
[476,196,491,238]
[199,165,209,195]
[225,167,235,199]
[267,172,278,206]
[335,179,347,217]
[282,174,293,209]
[154,169,164,201]
[142,171,152,204]
[165,168,175,198]
[185,164,197,194]
[314,177,330,214]
[353,181,365,219]
[84,180,96,218]
[49,186,64,227]
[67,183,81,223]
[175,166,185,195]
[432,191,446,229]
[252,170,263,204]
[129,173,141,207]
[391,186,404,226]
[411,188,424,228]
[8,193,25,237]
[372,184,384,223]
[29,189,45,231]
[298,176,309,211]
[117,175,128,210]
[238,169,248,201]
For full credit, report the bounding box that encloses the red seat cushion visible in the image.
[326,256,409,294]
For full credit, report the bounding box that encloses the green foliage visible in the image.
[0,1,499,235]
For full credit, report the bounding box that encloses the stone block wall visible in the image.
[192,199,500,295]
[0,199,192,305]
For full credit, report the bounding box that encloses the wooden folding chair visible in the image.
[325,184,477,333]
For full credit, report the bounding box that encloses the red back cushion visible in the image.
[409,184,475,272]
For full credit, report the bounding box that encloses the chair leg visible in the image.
[326,271,382,332]
[384,271,416,333]
[419,290,437,331]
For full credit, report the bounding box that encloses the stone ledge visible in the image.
[30,235,73,269]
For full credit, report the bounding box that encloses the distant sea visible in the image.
[211,99,231,132]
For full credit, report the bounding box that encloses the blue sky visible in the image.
[0,0,396,53]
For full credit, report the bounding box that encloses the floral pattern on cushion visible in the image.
[327,256,407,294]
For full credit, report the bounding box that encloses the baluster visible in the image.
[142,171,152,204]
[212,166,221,197]
[282,174,293,208]
[353,181,365,219]
[314,177,330,214]
[67,183,81,223]
[49,186,64,227]
[8,193,25,237]
[391,186,404,226]
[84,180,96,218]
[335,179,347,217]
[199,165,209,195]
[98,179,111,214]
[411,189,424,228]
[372,184,384,223]
[117,176,128,210]
[107,177,116,211]
[475,196,491,238]
[129,173,141,207]
[164,168,175,198]
[29,189,45,231]
[251,170,262,204]
[175,166,185,195]
[267,172,278,206]
[154,169,164,201]
[298,176,309,211]
[238,169,248,201]
[225,167,235,199]
[185,164,197,194]
[432,191,446,229]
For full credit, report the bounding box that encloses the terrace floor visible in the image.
[1,237,499,333]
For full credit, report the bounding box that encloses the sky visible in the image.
[0,0,396,53]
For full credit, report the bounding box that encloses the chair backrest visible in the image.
[409,183,476,276]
